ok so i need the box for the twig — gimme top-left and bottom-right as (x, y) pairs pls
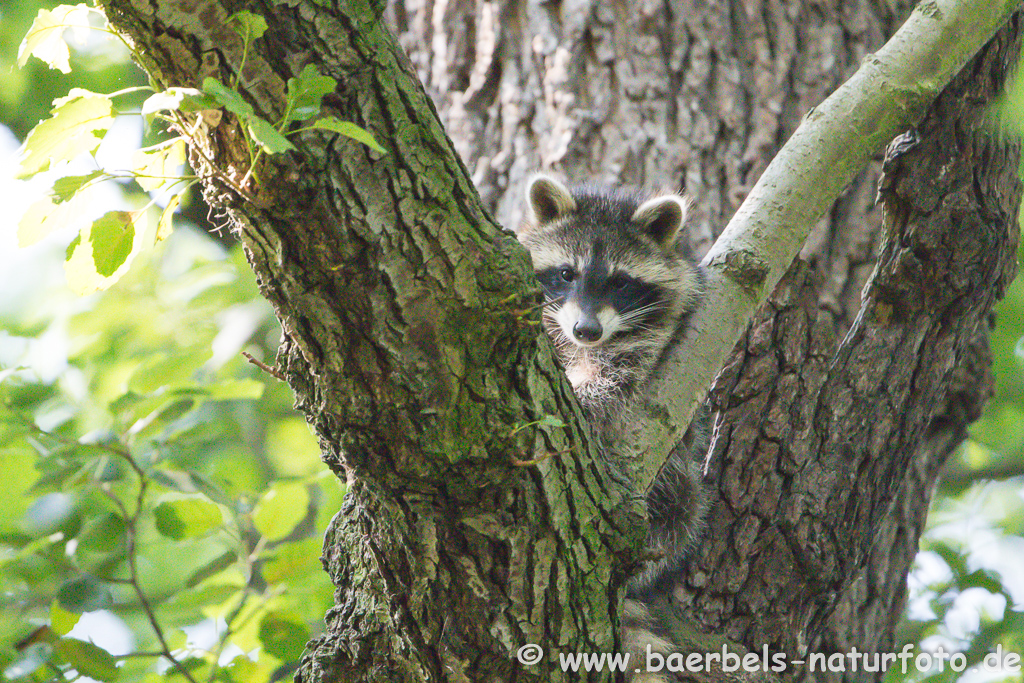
(242, 351), (286, 381)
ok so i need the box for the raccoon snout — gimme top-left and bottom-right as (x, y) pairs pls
(572, 316), (603, 343)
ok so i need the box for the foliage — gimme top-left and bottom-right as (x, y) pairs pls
(13, 3), (380, 296)
(1, 2), (1023, 683)
(0, 230), (340, 682)
(886, 245), (1024, 682)
(2, 5), (351, 681)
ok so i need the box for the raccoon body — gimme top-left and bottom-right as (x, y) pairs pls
(517, 175), (712, 681)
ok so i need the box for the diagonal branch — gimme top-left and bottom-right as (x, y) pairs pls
(622, 0), (1022, 487)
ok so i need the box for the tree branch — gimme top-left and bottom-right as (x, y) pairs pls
(623, 0), (1022, 488)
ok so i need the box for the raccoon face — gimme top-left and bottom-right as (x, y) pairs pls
(534, 253), (665, 347)
(516, 175), (699, 352)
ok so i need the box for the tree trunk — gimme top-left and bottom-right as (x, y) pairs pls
(98, 0), (1021, 681)
(388, 0), (1023, 678)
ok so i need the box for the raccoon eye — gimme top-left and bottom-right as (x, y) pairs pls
(558, 266), (576, 282)
(608, 274), (629, 291)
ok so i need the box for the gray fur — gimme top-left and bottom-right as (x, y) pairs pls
(518, 175), (712, 681)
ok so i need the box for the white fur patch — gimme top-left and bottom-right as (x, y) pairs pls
(556, 302), (621, 348)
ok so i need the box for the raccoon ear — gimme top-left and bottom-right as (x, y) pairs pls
(525, 174), (577, 226)
(631, 194), (689, 247)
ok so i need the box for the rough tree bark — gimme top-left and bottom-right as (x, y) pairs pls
(97, 0), (1021, 681)
(392, 0), (1023, 679)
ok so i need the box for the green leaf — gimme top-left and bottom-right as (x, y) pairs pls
(53, 170), (104, 201)
(149, 470), (232, 506)
(227, 10), (269, 41)
(56, 574), (112, 613)
(65, 210), (145, 294)
(203, 77), (254, 119)
(66, 233), (81, 260)
(538, 415), (566, 429)
(308, 117), (384, 153)
(253, 482), (309, 541)
(249, 116), (296, 154)
(76, 512), (126, 553)
(287, 64), (336, 122)
(17, 5), (93, 74)
(158, 581), (241, 623)
(132, 138), (186, 192)
(127, 351), (206, 394)
(141, 87), (214, 114)
(16, 89), (114, 178)
(149, 469), (198, 493)
(154, 497), (223, 540)
(50, 600), (81, 636)
(89, 211), (137, 277)
(53, 637), (119, 681)
(258, 612), (309, 661)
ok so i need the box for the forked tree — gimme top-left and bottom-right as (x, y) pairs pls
(96, 0), (1022, 681)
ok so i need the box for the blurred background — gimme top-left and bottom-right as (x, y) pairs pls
(1, 1), (1023, 682)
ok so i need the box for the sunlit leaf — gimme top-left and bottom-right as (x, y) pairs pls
(249, 116), (296, 154)
(53, 170), (104, 201)
(287, 64), (336, 122)
(65, 210), (147, 295)
(157, 581), (241, 624)
(149, 469), (199, 493)
(141, 87), (214, 114)
(308, 117), (384, 153)
(16, 89), (114, 178)
(17, 5), (93, 74)
(262, 538), (321, 583)
(185, 471), (233, 506)
(253, 482), (309, 541)
(157, 193), (181, 241)
(132, 138), (187, 192)
(128, 351), (206, 394)
(16, 186), (94, 248)
(266, 418), (322, 477)
(50, 600), (81, 636)
(56, 574), (112, 613)
(154, 497), (223, 540)
(149, 470), (232, 506)
(183, 550), (237, 588)
(53, 637), (119, 681)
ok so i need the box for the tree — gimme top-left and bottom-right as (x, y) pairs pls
(7, 0), (1023, 682)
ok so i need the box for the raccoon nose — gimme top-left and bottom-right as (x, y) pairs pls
(573, 318), (603, 343)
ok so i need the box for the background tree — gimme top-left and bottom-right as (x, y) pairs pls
(1, 1), (1023, 683)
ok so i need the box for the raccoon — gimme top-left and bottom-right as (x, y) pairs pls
(516, 175), (703, 432)
(516, 174), (712, 680)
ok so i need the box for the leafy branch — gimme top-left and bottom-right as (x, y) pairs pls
(14, 4), (381, 297)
